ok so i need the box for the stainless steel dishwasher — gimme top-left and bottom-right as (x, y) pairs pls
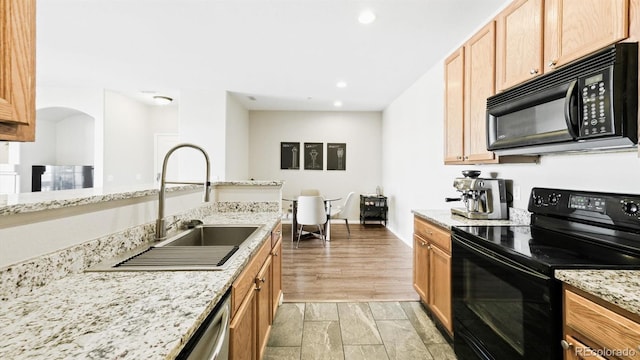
(177, 290), (230, 360)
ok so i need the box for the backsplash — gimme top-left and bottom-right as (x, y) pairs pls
(0, 201), (279, 301)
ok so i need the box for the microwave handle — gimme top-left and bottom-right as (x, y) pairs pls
(564, 80), (579, 139)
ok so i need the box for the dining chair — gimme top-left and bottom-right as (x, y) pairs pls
(330, 191), (356, 238)
(300, 189), (320, 196)
(295, 195), (327, 248)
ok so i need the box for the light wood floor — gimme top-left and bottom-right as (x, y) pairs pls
(281, 222), (420, 302)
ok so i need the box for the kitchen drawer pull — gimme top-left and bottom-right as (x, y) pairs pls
(548, 60), (557, 67)
(530, 68), (539, 75)
(560, 339), (572, 350)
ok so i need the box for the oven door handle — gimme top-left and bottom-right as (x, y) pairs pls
(454, 236), (551, 281)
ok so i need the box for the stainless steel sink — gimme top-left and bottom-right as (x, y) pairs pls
(87, 224), (261, 271)
(156, 225), (260, 247)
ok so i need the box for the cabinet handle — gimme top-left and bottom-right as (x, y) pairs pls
(273, 251), (279, 257)
(428, 245), (432, 250)
(457, 156), (462, 160)
(529, 68), (539, 75)
(548, 60), (557, 67)
(560, 340), (573, 350)
(463, 156), (468, 160)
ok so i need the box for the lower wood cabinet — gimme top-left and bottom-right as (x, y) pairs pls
(563, 285), (640, 360)
(412, 216), (452, 336)
(229, 221), (282, 360)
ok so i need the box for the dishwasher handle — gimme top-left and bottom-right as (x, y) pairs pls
(206, 301), (230, 360)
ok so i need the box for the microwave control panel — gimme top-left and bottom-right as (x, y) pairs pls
(578, 69), (613, 138)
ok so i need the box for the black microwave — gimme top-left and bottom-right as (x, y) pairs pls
(487, 43), (638, 155)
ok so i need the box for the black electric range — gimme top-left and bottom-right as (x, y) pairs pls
(451, 187), (640, 360)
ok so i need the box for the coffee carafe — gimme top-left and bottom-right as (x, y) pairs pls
(445, 171), (508, 220)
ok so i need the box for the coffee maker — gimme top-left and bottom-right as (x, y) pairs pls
(446, 170), (508, 220)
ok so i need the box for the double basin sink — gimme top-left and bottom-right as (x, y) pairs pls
(88, 224), (261, 271)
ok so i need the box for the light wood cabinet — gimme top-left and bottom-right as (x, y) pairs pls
(412, 216), (452, 336)
(230, 221), (283, 360)
(0, 0), (36, 142)
(271, 237), (282, 320)
(496, 0), (629, 92)
(563, 285), (640, 360)
(444, 22), (537, 165)
(230, 285), (256, 360)
(496, 0), (544, 91)
(545, 0), (629, 72)
(444, 48), (466, 163)
(255, 255), (272, 360)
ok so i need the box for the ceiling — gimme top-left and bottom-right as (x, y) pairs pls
(36, 0), (509, 111)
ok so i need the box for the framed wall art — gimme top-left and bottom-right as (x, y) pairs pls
(304, 142), (323, 170)
(327, 143), (346, 170)
(280, 142), (300, 170)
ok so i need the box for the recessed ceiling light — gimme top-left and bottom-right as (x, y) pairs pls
(336, 81), (347, 88)
(333, 100), (343, 107)
(358, 10), (376, 24)
(152, 95), (173, 105)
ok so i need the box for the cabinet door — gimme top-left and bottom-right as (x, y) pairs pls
(230, 287), (256, 360)
(428, 244), (452, 334)
(271, 238), (282, 321)
(0, 0), (36, 141)
(444, 48), (465, 163)
(464, 21), (496, 162)
(544, 0), (629, 71)
(496, 0), (544, 91)
(412, 235), (429, 303)
(255, 255), (272, 360)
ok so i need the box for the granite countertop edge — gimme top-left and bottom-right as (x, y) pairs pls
(555, 269), (640, 317)
(0, 212), (281, 360)
(411, 208), (530, 229)
(0, 180), (284, 217)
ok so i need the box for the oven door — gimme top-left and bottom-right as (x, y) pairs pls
(452, 234), (561, 360)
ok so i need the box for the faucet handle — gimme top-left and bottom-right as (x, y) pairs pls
(183, 219), (203, 229)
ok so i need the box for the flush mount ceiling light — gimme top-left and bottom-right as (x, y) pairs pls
(358, 10), (376, 24)
(333, 100), (343, 107)
(152, 95), (173, 105)
(336, 80), (348, 88)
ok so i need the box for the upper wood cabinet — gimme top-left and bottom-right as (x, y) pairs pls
(496, 0), (544, 91)
(545, 0), (629, 72)
(0, 0), (36, 142)
(497, 0), (629, 92)
(464, 22), (497, 163)
(444, 48), (465, 163)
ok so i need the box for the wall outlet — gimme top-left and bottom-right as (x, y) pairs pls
(513, 185), (521, 201)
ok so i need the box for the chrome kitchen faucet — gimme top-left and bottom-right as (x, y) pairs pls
(155, 143), (211, 241)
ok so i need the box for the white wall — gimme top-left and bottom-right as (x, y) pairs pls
(56, 113), (95, 165)
(249, 111), (382, 220)
(179, 89), (228, 182)
(225, 94), (250, 180)
(382, 62), (640, 246)
(104, 91), (155, 187)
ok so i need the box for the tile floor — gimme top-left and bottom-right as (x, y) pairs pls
(264, 301), (456, 360)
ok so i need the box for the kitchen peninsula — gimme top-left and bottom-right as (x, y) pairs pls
(0, 181), (283, 359)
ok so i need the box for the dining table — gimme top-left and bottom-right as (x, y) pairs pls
(283, 195), (341, 243)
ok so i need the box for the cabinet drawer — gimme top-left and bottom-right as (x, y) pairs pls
(414, 217), (451, 252)
(564, 289), (640, 360)
(231, 238), (271, 317)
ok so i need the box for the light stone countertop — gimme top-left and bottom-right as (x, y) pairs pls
(411, 208), (530, 229)
(0, 180), (283, 216)
(0, 212), (281, 360)
(555, 269), (640, 317)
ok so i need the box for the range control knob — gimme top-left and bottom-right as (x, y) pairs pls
(534, 195), (545, 206)
(549, 194), (559, 205)
(622, 201), (639, 216)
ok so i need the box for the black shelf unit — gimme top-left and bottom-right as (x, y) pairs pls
(359, 195), (388, 226)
